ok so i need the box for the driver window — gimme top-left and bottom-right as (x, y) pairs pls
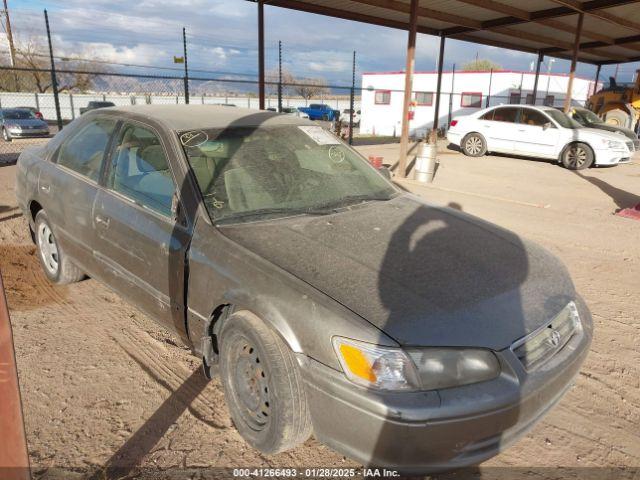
(106, 123), (175, 217)
(520, 109), (551, 127)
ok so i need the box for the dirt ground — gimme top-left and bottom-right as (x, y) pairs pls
(0, 142), (639, 479)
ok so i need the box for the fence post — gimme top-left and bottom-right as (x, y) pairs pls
(69, 93), (75, 119)
(44, 9), (63, 131)
(447, 63), (455, 127)
(278, 40), (283, 112)
(34, 92), (39, 111)
(182, 27), (189, 104)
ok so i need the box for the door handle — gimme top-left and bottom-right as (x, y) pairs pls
(40, 184), (50, 193)
(95, 214), (110, 228)
(517, 129), (526, 132)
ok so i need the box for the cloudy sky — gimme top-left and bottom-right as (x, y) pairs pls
(7, 0), (639, 87)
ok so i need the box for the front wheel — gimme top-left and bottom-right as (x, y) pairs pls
(2, 127), (11, 142)
(561, 142), (594, 170)
(462, 133), (487, 157)
(219, 311), (312, 454)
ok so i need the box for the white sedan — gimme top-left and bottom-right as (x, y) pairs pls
(447, 105), (633, 169)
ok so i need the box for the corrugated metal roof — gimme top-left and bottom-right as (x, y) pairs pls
(261, 0), (640, 65)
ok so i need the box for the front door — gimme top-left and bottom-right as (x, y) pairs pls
(514, 108), (561, 158)
(92, 121), (191, 338)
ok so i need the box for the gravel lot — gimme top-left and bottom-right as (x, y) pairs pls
(0, 141), (638, 479)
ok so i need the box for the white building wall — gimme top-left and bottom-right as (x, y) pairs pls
(360, 71), (597, 137)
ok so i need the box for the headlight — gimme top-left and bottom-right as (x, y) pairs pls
(6, 124), (20, 130)
(601, 138), (624, 149)
(406, 348), (500, 390)
(332, 337), (420, 391)
(333, 337), (500, 391)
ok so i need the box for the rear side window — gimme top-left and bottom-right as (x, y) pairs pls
(56, 118), (116, 181)
(106, 123), (175, 217)
(480, 109), (495, 121)
(492, 107), (519, 123)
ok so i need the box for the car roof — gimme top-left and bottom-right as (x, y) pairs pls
(95, 104), (315, 131)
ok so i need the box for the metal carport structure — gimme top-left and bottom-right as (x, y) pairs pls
(248, 0), (640, 177)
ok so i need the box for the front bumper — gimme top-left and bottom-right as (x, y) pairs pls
(300, 305), (592, 473)
(7, 128), (50, 138)
(594, 147), (631, 165)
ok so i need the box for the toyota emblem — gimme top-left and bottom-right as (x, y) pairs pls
(548, 329), (561, 347)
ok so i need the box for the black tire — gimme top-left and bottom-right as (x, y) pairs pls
(2, 127), (11, 142)
(322, 114), (329, 121)
(219, 311), (312, 454)
(561, 142), (594, 170)
(34, 210), (84, 284)
(462, 132), (487, 157)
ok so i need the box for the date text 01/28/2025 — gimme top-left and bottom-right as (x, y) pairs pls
(232, 468), (400, 477)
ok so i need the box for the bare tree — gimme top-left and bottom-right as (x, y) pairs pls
(265, 68), (295, 96)
(0, 33), (109, 92)
(461, 59), (502, 72)
(292, 77), (329, 101)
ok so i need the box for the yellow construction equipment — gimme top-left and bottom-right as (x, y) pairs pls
(586, 69), (640, 132)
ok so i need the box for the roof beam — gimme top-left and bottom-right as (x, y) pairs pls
(443, 0), (639, 34)
(542, 32), (640, 55)
(548, 0), (640, 32)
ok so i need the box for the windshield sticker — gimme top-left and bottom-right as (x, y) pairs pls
(328, 145), (346, 164)
(298, 126), (340, 145)
(180, 130), (208, 147)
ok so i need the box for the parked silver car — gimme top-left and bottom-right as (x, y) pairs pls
(1, 108), (50, 141)
(15, 105), (592, 472)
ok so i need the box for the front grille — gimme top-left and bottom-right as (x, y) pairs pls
(512, 303), (580, 371)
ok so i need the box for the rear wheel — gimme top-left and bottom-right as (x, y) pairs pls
(35, 210), (84, 284)
(462, 133), (487, 157)
(561, 142), (594, 170)
(604, 108), (629, 127)
(219, 311), (312, 454)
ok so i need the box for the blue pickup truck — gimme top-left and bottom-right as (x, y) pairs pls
(297, 104), (340, 121)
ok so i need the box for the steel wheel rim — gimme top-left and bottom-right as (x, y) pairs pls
(466, 136), (482, 155)
(566, 146), (587, 168)
(37, 223), (59, 275)
(230, 336), (271, 431)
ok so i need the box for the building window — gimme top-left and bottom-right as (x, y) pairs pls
(461, 92), (482, 108)
(375, 90), (391, 105)
(414, 91), (433, 106)
(526, 93), (535, 105)
(544, 95), (555, 106)
(509, 92), (521, 104)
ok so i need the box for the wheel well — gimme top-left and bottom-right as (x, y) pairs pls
(560, 141), (594, 161)
(29, 200), (43, 222)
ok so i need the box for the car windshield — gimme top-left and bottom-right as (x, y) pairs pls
(573, 108), (603, 125)
(180, 125), (397, 223)
(3, 109), (36, 120)
(545, 109), (582, 129)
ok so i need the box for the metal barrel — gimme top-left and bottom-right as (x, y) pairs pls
(414, 142), (438, 183)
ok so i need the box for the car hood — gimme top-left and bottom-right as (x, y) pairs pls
(220, 195), (576, 350)
(578, 127), (633, 144)
(585, 123), (637, 141)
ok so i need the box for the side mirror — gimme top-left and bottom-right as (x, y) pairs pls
(543, 122), (552, 130)
(379, 166), (392, 180)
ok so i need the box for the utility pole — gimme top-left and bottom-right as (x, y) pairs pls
(183, 27), (189, 104)
(2, 0), (16, 66)
(349, 50), (356, 146)
(2, 0), (18, 90)
(278, 40), (282, 112)
(44, 10), (62, 131)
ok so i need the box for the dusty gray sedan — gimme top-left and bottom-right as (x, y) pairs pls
(15, 105), (592, 472)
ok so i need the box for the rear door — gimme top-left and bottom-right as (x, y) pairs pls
(483, 107), (520, 153)
(514, 107), (561, 158)
(37, 117), (117, 274)
(92, 120), (192, 338)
